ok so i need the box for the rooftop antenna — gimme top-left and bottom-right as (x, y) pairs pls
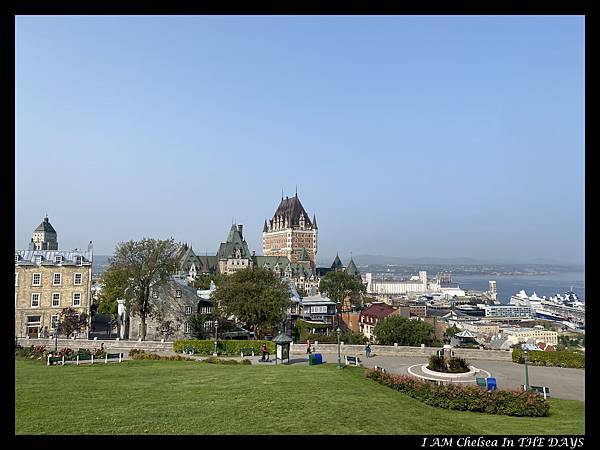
(295, 185), (298, 197)
(282, 188), (284, 200)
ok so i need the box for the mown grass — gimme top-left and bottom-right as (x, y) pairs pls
(15, 359), (584, 435)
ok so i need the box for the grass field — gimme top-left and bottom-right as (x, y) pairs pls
(15, 359), (585, 435)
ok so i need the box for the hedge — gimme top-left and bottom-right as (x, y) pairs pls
(173, 339), (275, 355)
(365, 369), (550, 417)
(129, 349), (193, 361)
(512, 348), (584, 368)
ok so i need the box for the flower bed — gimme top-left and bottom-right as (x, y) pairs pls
(129, 349), (193, 361)
(365, 369), (550, 417)
(427, 355), (470, 373)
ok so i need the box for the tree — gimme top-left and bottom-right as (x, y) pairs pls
(188, 312), (216, 339)
(319, 271), (366, 306)
(192, 273), (226, 290)
(96, 264), (130, 316)
(211, 267), (290, 338)
(103, 238), (179, 340)
(57, 308), (89, 338)
(373, 315), (440, 346)
(445, 325), (462, 337)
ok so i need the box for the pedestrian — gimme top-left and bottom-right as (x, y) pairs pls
(306, 339), (312, 354)
(261, 343), (269, 361)
(365, 343), (371, 358)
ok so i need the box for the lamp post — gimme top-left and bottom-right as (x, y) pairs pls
(523, 345), (530, 391)
(54, 327), (58, 353)
(336, 327), (342, 369)
(213, 320), (219, 356)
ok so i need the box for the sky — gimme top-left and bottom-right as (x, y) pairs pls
(15, 16), (585, 264)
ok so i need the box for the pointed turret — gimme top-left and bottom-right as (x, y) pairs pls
(331, 253), (344, 271)
(346, 257), (360, 278)
(312, 213), (318, 229)
(263, 219), (268, 233)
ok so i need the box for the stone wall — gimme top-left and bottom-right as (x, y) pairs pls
(16, 338), (513, 361)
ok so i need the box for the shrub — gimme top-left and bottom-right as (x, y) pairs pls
(92, 348), (107, 358)
(512, 348), (584, 368)
(173, 339), (275, 355)
(447, 357), (470, 373)
(427, 355), (470, 373)
(77, 348), (91, 357)
(200, 356), (251, 365)
(428, 355), (447, 372)
(365, 369), (549, 417)
(129, 349), (192, 361)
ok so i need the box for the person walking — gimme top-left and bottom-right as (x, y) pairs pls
(365, 343), (372, 358)
(306, 339), (312, 354)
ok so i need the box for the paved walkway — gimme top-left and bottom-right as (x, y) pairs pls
(113, 349), (584, 401)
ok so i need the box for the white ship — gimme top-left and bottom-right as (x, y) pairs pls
(509, 288), (585, 327)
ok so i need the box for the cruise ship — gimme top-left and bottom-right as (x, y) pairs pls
(509, 289), (585, 327)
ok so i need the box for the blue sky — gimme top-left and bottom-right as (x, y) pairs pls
(15, 16), (585, 264)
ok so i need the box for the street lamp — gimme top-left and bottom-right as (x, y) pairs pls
(523, 345), (530, 391)
(213, 320), (219, 356)
(336, 327), (342, 369)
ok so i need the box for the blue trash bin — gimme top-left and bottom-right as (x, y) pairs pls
(486, 377), (497, 391)
(314, 353), (323, 365)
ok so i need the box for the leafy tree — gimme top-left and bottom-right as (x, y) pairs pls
(96, 264), (130, 316)
(373, 315), (440, 346)
(341, 330), (368, 345)
(57, 308), (89, 338)
(188, 312), (216, 339)
(445, 325), (462, 337)
(319, 270), (366, 313)
(103, 238), (179, 340)
(211, 267), (290, 338)
(193, 273), (226, 290)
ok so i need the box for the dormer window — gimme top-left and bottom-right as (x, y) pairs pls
(55, 255), (63, 264)
(35, 255), (42, 265)
(176, 290), (182, 298)
(75, 256), (83, 265)
(15, 254), (21, 263)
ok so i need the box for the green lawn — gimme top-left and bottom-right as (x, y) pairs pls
(15, 359), (584, 435)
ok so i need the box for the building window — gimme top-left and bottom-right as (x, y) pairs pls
(184, 322), (191, 334)
(72, 293), (82, 307)
(51, 315), (59, 330)
(55, 255), (63, 264)
(31, 293), (40, 308)
(52, 293), (61, 307)
(53, 273), (62, 285)
(176, 290), (182, 298)
(32, 273), (41, 286)
(152, 290), (159, 299)
(75, 256), (82, 265)
(15, 254), (20, 263)
(185, 306), (192, 315)
(35, 255), (42, 265)
(74, 273), (82, 285)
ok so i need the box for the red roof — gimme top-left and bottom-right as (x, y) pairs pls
(361, 303), (398, 320)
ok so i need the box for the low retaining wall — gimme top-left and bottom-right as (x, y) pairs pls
(290, 343), (512, 361)
(16, 338), (512, 361)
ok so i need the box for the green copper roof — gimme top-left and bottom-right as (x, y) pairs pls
(298, 247), (310, 261)
(346, 258), (360, 277)
(331, 254), (343, 270)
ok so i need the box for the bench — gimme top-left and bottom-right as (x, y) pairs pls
(374, 365), (386, 374)
(105, 353), (123, 363)
(47, 355), (65, 366)
(345, 355), (362, 367)
(240, 348), (255, 357)
(525, 385), (550, 400)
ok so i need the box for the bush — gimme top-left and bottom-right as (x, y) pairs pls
(173, 339), (275, 355)
(428, 355), (447, 372)
(447, 357), (470, 373)
(77, 348), (92, 357)
(427, 355), (470, 373)
(201, 356), (252, 365)
(365, 369), (550, 417)
(129, 349), (191, 361)
(512, 348), (584, 368)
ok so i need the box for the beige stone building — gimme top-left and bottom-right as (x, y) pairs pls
(263, 193), (318, 263)
(15, 246), (93, 338)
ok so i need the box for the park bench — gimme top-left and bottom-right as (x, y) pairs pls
(344, 355), (362, 367)
(524, 385), (550, 400)
(47, 355), (65, 366)
(104, 353), (123, 363)
(76, 354), (93, 365)
(240, 348), (255, 357)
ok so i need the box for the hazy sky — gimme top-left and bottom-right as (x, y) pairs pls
(15, 16), (585, 264)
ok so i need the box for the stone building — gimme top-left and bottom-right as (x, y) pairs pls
(128, 277), (214, 341)
(30, 216), (59, 251)
(217, 224), (253, 274)
(263, 193), (318, 263)
(15, 245), (93, 338)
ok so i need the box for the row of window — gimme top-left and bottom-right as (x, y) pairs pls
(151, 290), (182, 299)
(29, 292), (82, 308)
(15, 272), (83, 287)
(16, 255), (84, 265)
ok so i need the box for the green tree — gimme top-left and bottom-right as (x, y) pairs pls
(211, 267), (290, 338)
(103, 238), (179, 340)
(192, 273), (226, 290)
(373, 315), (440, 346)
(96, 265), (130, 316)
(188, 312), (216, 339)
(445, 325), (462, 337)
(319, 270), (366, 310)
(57, 307), (89, 338)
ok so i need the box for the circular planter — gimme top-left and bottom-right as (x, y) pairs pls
(421, 364), (478, 378)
